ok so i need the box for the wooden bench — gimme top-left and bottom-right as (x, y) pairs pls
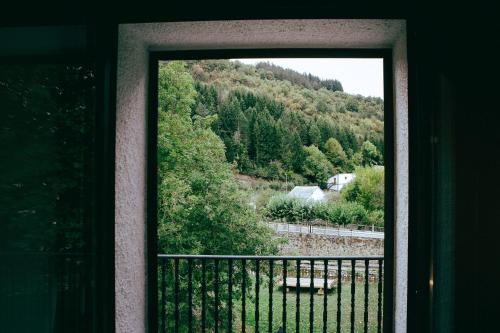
(278, 277), (335, 295)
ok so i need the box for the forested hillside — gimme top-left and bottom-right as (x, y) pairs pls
(157, 58), (386, 253)
(181, 59), (384, 188)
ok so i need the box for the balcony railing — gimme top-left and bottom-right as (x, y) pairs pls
(158, 254), (384, 333)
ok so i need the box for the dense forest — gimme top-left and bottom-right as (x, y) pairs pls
(184, 59), (384, 188)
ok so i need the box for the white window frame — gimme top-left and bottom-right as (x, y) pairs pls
(115, 19), (408, 333)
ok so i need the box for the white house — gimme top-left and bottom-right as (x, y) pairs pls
(287, 186), (326, 202)
(327, 173), (355, 191)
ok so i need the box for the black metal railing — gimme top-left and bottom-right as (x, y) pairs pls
(158, 254), (384, 333)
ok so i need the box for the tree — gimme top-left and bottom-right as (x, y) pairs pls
(214, 95), (243, 162)
(307, 121), (321, 146)
(268, 160), (286, 180)
(183, 59), (385, 180)
(316, 99), (333, 113)
(286, 131), (306, 173)
(158, 61), (197, 117)
(342, 166), (384, 213)
(345, 97), (360, 112)
(253, 110), (283, 165)
(338, 127), (358, 153)
(302, 145), (334, 188)
(324, 137), (347, 170)
(158, 60), (276, 254)
(360, 140), (382, 166)
(157, 61), (277, 330)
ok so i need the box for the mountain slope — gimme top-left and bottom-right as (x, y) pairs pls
(168, 59), (384, 186)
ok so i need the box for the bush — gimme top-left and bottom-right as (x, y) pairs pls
(265, 195), (369, 225)
(342, 166), (384, 212)
(368, 209), (384, 227)
(265, 195), (316, 222)
(302, 145), (334, 188)
(321, 202), (369, 225)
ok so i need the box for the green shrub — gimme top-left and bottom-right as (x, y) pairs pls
(265, 196), (369, 225)
(342, 166), (384, 212)
(322, 202), (369, 225)
(368, 209), (384, 227)
(265, 195), (316, 222)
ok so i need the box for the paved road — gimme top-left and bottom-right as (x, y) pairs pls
(270, 222), (385, 239)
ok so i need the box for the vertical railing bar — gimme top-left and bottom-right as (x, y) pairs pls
(364, 259), (369, 333)
(269, 260), (274, 333)
(201, 259), (206, 333)
(214, 259), (219, 333)
(283, 259), (287, 333)
(157, 255), (382, 333)
(323, 259), (328, 333)
(296, 259), (301, 333)
(309, 259), (314, 333)
(174, 258), (180, 333)
(350, 259), (356, 333)
(242, 259), (247, 333)
(188, 259), (193, 333)
(377, 259), (383, 333)
(161, 259), (167, 333)
(255, 259), (260, 333)
(337, 259), (342, 333)
(228, 259), (233, 333)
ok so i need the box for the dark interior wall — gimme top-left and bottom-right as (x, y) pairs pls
(1, 1), (499, 332)
(408, 11), (500, 333)
(0, 23), (117, 333)
(451, 24), (500, 333)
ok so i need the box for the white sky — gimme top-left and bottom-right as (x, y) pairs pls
(233, 58), (384, 98)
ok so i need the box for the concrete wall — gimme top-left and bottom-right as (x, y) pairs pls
(116, 19), (407, 333)
(393, 30), (409, 333)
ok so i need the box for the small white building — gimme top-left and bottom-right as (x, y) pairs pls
(287, 186), (326, 202)
(327, 173), (355, 191)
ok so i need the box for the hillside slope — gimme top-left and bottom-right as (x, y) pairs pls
(170, 59), (384, 187)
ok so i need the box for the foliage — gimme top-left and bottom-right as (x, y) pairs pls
(255, 61), (344, 92)
(342, 166), (384, 213)
(302, 145), (334, 188)
(158, 60), (197, 116)
(265, 195), (369, 225)
(360, 140), (383, 166)
(324, 137), (348, 171)
(157, 61), (278, 330)
(183, 59), (384, 181)
(368, 209), (385, 227)
(158, 60), (277, 255)
(316, 201), (369, 225)
(307, 121), (321, 146)
(265, 195), (317, 222)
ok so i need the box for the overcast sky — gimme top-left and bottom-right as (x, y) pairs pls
(233, 58), (384, 98)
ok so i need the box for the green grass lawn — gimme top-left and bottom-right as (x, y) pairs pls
(160, 270), (383, 333)
(233, 280), (382, 333)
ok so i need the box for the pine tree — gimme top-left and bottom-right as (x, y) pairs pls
(289, 131), (306, 172)
(307, 121), (321, 146)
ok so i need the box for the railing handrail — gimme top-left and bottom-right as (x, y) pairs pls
(158, 254), (384, 260)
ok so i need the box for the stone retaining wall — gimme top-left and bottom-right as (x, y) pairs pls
(277, 232), (384, 257)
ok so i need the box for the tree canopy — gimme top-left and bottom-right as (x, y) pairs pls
(302, 145), (335, 188)
(183, 59), (384, 182)
(157, 61), (277, 255)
